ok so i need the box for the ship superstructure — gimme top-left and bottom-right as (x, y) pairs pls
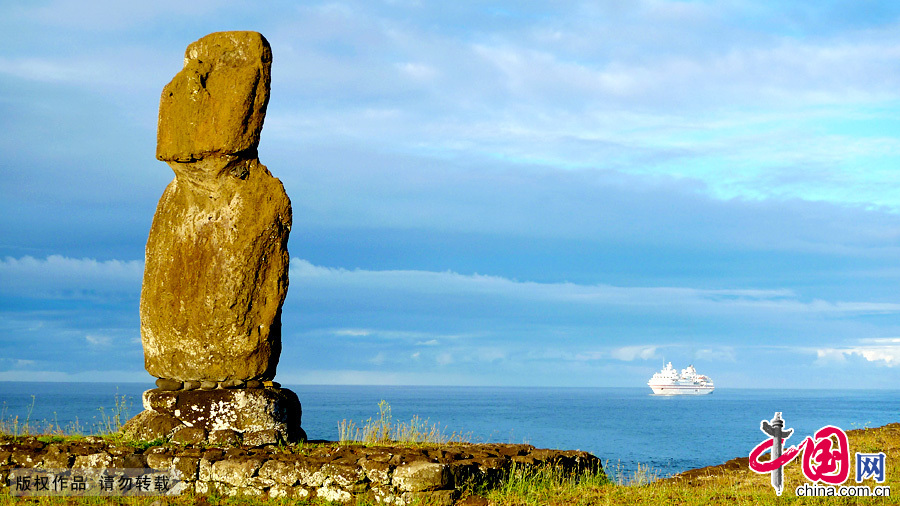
(648, 362), (714, 395)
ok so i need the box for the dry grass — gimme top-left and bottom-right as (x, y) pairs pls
(337, 400), (470, 445)
(1, 392), (132, 440)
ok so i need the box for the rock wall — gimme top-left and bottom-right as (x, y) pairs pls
(0, 437), (603, 504)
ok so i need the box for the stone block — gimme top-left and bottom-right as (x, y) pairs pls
(243, 428), (281, 447)
(210, 457), (263, 486)
(317, 484), (352, 503)
(173, 456), (200, 481)
(73, 452), (113, 469)
(258, 459), (301, 486)
(361, 459), (392, 484)
(297, 460), (327, 487)
(122, 410), (181, 441)
(393, 461), (451, 492)
(208, 429), (241, 446)
(171, 426), (207, 445)
(125, 387), (303, 444)
(322, 462), (365, 488)
(145, 453), (174, 471)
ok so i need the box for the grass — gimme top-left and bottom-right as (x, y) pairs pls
(337, 400), (470, 445)
(482, 421), (900, 505)
(1, 390), (132, 441)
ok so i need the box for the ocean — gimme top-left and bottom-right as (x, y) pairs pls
(0, 382), (896, 478)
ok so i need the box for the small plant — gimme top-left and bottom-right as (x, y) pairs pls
(486, 461), (609, 504)
(626, 463), (660, 486)
(128, 437), (168, 451)
(97, 390), (131, 435)
(338, 400), (470, 446)
(1, 392), (130, 440)
(0, 396), (36, 438)
(36, 435), (66, 444)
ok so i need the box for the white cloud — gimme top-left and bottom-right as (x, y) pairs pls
(436, 352), (454, 365)
(21, 0), (229, 31)
(0, 256), (142, 300)
(0, 369), (149, 382)
(815, 338), (900, 367)
(0, 358), (36, 369)
(322, 326), (470, 341)
(396, 62), (438, 81)
(332, 328), (372, 337)
(694, 347), (737, 362)
(610, 346), (658, 361)
(573, 351), (605, 361)
(473, 348), (506, 363)
(84, 334), (111, 346)
(289, 258), (900, 316)
(274, 369), (482, 386)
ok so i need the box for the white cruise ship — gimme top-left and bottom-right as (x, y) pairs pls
(647, 362), (714, 395)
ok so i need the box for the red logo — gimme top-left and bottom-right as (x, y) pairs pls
(750, 412), (852, 495)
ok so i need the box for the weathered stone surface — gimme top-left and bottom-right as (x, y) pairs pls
(209, 429), (241, 446)
(317, 484), (353, 503)
(1, 436), (607, 502)
(41, 445), (73, 469)
(156, 378), (183, 390)
(361, 459), (392, 485)
(122, 410), (181, 441)
(156, 31), (272, 162)
(141, 30), (291, 383)
(73, 452), (113, 469)
(270, 483), (308, 499)
(393, 461), (451, 492)
(322, 462), (365, 489)
(124, 387), (304, 445)
(145, 452), (174, 471)
(171, 426), (208, 445)
(258, 459), (301, 486)
(173, 456), (201, 481)
(243, 429), (282, 447)
(140, 157), (291, 382)
(142, 388), (301, 441)
(210, 457), (263, 486)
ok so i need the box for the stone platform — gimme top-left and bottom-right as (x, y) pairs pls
(122, 388), (305, 446)
(0, 437), (603, 504)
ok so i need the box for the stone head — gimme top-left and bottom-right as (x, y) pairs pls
(156, 31), (272, 163)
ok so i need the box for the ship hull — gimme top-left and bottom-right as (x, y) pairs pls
(649, 384), (714, 395)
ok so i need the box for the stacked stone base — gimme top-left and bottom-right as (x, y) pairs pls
(122, 388), (305, 446)
(0, 437), (603, 505)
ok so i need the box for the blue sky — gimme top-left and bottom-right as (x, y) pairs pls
(1, 0), (899, 389)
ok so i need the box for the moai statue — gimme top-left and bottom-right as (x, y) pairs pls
(124, 32), (304, 445)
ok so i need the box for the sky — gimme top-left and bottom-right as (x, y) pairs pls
(1, 0), (899, 389)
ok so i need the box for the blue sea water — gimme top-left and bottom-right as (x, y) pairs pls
(0, 382), (896, 478)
